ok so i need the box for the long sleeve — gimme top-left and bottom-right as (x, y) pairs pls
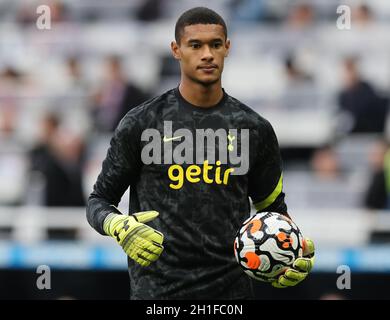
(86, 111), (142, 235)
(248, 119), (288, 214)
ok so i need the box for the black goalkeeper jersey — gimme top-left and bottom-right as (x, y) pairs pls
(87, 87), (287, 299)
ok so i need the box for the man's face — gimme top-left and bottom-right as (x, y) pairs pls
(171, 24), (230, 86)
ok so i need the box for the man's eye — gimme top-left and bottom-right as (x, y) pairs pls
(213, 43), (222, 48)
(191, 43), (201, 49)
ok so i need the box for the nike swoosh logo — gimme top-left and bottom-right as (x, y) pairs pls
(163, 135), (183, 142)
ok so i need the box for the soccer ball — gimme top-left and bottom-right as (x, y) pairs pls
(234, 212), (304, 282)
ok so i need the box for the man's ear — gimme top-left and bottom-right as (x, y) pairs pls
(171, 41), (181, 60)
(225, 39), (231, 58)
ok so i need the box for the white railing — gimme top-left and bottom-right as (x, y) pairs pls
(1, 206), (390, 271)
(0, 207), (103, 243)
(0, 206), (389, 246)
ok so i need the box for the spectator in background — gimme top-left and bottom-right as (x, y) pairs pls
(0, 66), (30, 101)
(28, 112), (86, 207)
(281, 144), (360, 210)
(353, 4), (374, 26)
(135, 0), (164, 22)
(285, 2), (314, 30)
(302, 145), (356, 209)
(280, 54), (316, 110)
(0, 67), (24, 95)
(64, 56), (88, 94)
(0, 102), (18, 141)
(364, 139), (389, 210)
(311, 145), (340, 180)
(91, 56), (150, 132)
(338, 57), (388, 134)
(284, 55), (312, 84)
(0, 67), (25, 141)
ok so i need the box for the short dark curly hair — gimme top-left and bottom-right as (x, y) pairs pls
(175, 7), (228, 44)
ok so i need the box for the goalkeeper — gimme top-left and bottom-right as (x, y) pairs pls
(86, 7), (315, 299)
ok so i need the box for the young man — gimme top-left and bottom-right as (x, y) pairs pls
(87, 7), (315, 299)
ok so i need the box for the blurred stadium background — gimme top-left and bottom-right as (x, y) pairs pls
(1, 0), (390, 299)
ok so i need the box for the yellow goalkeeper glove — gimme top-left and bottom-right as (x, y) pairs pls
(272, 238), (315, 288)
(103, 210), (164, 267)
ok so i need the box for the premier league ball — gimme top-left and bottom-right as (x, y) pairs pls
(234, 212), (304, 282)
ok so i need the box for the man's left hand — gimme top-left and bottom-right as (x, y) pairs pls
(272, 238), (315, 288)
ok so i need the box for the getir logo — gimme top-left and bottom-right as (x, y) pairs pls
(167, 160), (234, 189)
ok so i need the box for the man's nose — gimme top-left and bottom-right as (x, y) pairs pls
(201, 45), (214, 61)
